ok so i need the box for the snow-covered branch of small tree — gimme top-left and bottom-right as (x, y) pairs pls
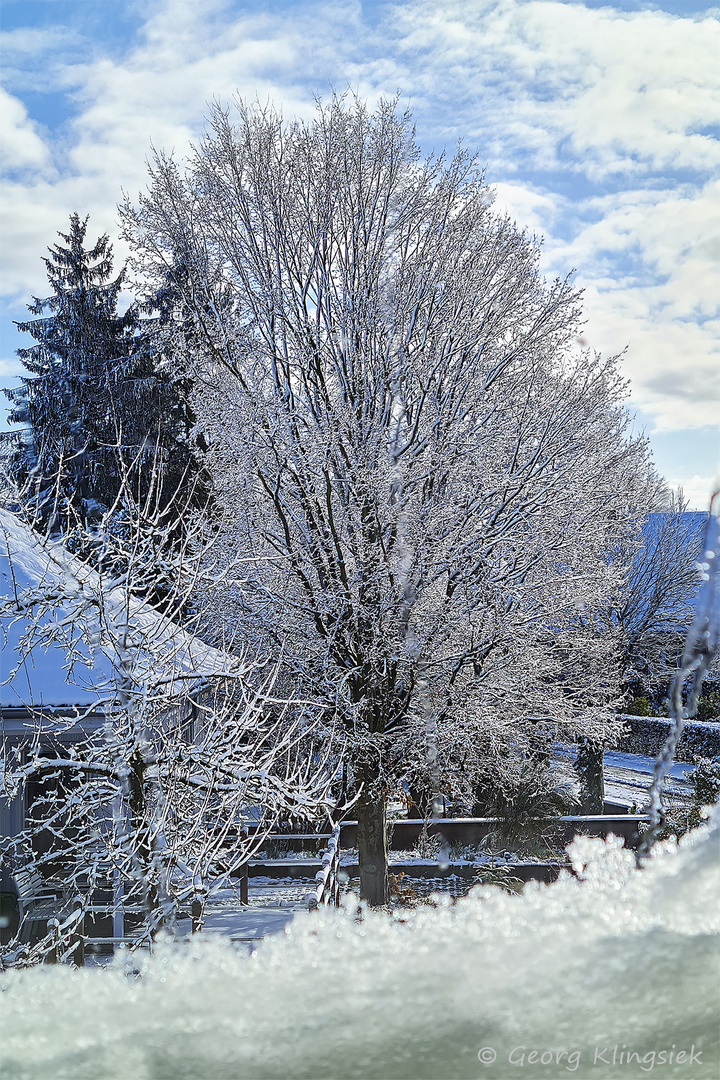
(1, 460), (339, 962)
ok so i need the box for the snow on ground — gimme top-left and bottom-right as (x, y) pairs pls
(554, 746), (694, 807)
(4, 817), (718, 1080)
(174, 881), (313, 949)
(604, 750), (695, 780)
(603, 750), (693, 807)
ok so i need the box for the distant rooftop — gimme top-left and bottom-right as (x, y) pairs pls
(0, 510), (235, 711)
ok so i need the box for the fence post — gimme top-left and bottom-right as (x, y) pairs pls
(191, 898), (203, 933)
(310, 822), (341, 910)
(112, 867), (124, 953)
(46, 918), (60, 964)
(72, 898), (85, 967)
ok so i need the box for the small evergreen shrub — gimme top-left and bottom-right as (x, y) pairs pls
(695, 689), (720, 722)
(625, 696), (655, 716)
(688, 756), (720, 809)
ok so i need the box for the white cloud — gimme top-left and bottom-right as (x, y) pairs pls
(535, 180), (720, 430)
(0, 25), (77, 56)
(0, 89), (53, 173)
(490, 182), (558, 237)
(376, 0), (720, 433)
(0, 358), (24, 379)
(388, 0), (720, 178)
(0, 0), (372, 300)
(0, 0), (717, 452)
(577, 283), (719, 431)
(665, 473), (719, 512)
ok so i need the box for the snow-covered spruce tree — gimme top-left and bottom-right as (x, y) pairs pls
(0, 466), (336, 964)
(3, 213), (204, 540)
(121, 94), (654, 904)
(133, 255), (216, 519)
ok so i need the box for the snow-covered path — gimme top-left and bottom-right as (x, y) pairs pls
(603, 749), (693, 805)
(557, 745), (695, 806)
(604, 750), (694, 780)
(176, 880), (312, 948)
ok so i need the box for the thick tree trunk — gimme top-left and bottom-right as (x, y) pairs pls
(357, 793), (389, 906)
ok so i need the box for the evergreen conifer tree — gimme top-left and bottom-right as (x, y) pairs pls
(3, 213), (206, 540)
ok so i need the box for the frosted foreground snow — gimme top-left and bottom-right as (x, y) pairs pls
(1, 820), (718, 1080)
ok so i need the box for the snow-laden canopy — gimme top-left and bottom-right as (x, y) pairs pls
(0, 509), (236, 710)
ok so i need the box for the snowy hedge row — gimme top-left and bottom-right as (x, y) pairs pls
(616, 714), (720, 762)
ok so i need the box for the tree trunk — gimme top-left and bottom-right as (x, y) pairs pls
(576, 738), (604, 814)
(357, 793), (389, 906)
(128, 750), (160, 928)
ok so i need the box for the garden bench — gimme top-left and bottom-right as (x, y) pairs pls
(13, 867), (67, 944)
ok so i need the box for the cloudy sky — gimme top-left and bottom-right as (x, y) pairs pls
(1, 0), (718, 507)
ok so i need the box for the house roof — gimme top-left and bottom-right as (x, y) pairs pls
(0, 509), (237, 710)
(639, 510), (707, 623)
(642, 511), (707, 545)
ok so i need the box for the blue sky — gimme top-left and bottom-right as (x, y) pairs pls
(1, 0), (718, 507)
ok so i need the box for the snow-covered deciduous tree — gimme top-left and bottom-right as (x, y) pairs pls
(121, 94), (654, 904)
(610, 490), (706, 694)
(0, 463), (337, 964)
(2, 213), (204, 539)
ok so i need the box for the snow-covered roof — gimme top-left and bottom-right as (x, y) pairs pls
(643, 511), (706, 546)
(0, 510), (236, 710)
(639, 510), (707, 627)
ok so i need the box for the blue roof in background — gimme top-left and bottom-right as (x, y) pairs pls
(642, 511), (707, 541)
(633, 510), (708, 626)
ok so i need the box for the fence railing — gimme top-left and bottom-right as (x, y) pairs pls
(310, 822), (341, 909)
